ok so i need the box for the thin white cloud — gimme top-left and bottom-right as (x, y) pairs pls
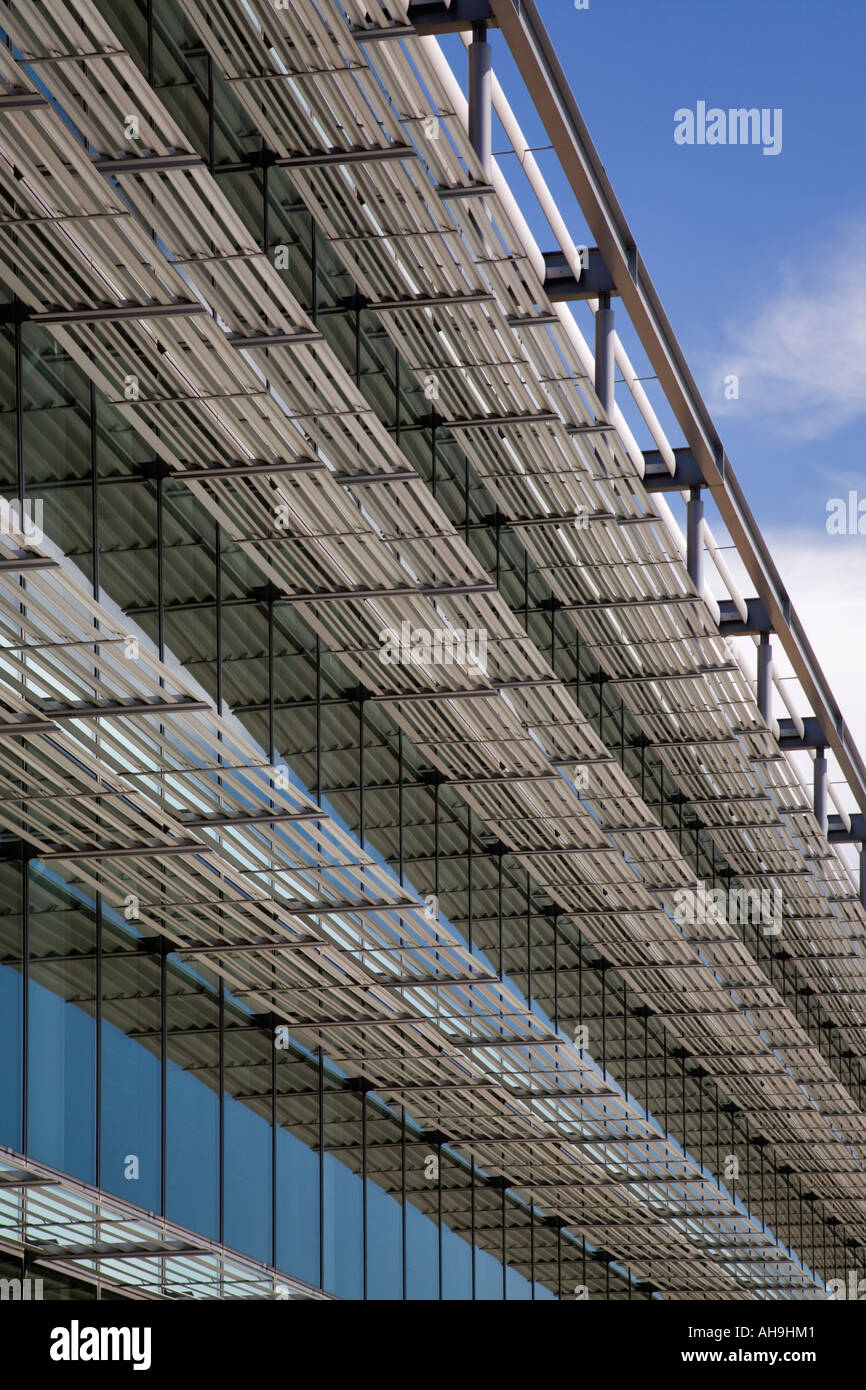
(710, 221), (866, 437)
(766, 530), (866, 753)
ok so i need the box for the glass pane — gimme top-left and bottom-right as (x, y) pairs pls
(275, 1042), (320, 1288)
(100, 910), (162, 1211)
(322, 1084), (363, 1299)
(0, 856), (23, 1149)
(27, 865), (97, 1182)
(165, 958), (219, 1238)
(224, 1015), (273, 1264)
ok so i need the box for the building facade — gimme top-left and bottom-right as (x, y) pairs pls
(0, 0), (863, 1300)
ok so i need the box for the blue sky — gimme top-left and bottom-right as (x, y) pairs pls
(443, 0), (866, 746)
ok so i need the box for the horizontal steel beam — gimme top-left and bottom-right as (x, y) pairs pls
(280, 581), (498, 602)
(372, 973), (499, 988)
(348, 23), (416, 41)
(281, 899), (420, 916)
(0, 92), (48, 109)
(506, 311), (560, 327)
(162, 897), (420, 918)
(776, 716), (828, 751)
(543, 248), (616, 301)
(407, 0), (496, 33)
(373, 677), (557, 703)
(0, 556), (58, 571)
(717, 597), (773, 635)
(369, 290), (495, 312)
(179, 809), (322, 829)
(446, 410), (558, 429)
(641, 447), (705, 493)
(437, 182), (496, 199)
(95, 152), (204, 174)
(227, 329), (324, 348)
(333, 469), (418, 486)
(507, 511), (599, 529)
(447, 771), (559, 785)
(0, 1172), (54, 1187)
(176, 458), (324, 481)
(36, 1241), (209, 1261)
(178, 939), (321, 955)
(32, 301), (206, 324)
(0, 720), (57, 736)
(611, 665), (736, 684)
(827, 814), (866, 844)
(40, 841), (204, 860)
(43, 698), (209, 720)
(275, 144), (417, 168)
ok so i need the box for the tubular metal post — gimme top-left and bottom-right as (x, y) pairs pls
(757, 632), (773, 724)
(468, 23), (492, 178)
(860, 845), (866, 910)
(594, 292), (615, 417)
(686, 486), (704, 592)
(814, 748), (828, 833)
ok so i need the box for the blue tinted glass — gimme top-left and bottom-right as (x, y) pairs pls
(535, 1281), (558, 1300)
(275, 1045), (320, 1287)
(166, 1054), (219, 1238)
(405, 1200), (438, 1299)
(101, 1020), (161, 1208)
(276, 1126), (319, 1287)
(323, 1153), (363, 1298)
(366, 1180), (402, 1300)
(165, 964), (219, 1238)
(0, 860), (22, 1150)
(365, 1110), (402, 1300)
(442, 1223), (473, 1300)
(506, 1263), (533, 1299)
(27, 868), (96, 1182)
(224, 1023), (272, 1263)
(441, 1156), (472, 1299)
(403, 1140), (439, 1299)
(323, 1087), (363, 1299)
(100, 946), (161, 1210)
(28, 977), (96, 1181)
(475, 1244), (504, 1301)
